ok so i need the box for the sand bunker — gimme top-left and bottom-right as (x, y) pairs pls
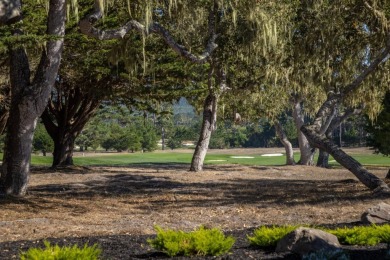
(261, 153), (283, 157)
(230, 156), (255, 159)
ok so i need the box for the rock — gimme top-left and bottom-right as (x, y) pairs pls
(362, 202), (390, 224)
(275, 227), (341, 256)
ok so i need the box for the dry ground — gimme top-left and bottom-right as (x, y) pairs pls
(1, 148), (390, 259)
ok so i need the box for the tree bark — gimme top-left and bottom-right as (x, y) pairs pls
(316, 106), (363, 168)
(292, 99), (314, 165)
(0, 85), (10, 134)
(190, 94), (217, 172)
(41, 81), (101, 168)
(302, 125), (389, 192)
(1, 0), (66, 196)
(316, 150), (330, 168)
(51, 134), (75, 167)
(161, 126), (165, 150)
(274, 121), (295, 165)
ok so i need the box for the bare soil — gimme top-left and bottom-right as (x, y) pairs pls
(1, 148), (390, 259)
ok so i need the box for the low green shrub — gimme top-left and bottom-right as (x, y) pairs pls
(327, 225), (384, 246)
(19, 241), (101, 260)
(248, 224), (390, 248)
(147, 225), (235, 257)
(376, 224), (390, 245)
(247, 225), (297, 247)
(302, 249), (350, 260)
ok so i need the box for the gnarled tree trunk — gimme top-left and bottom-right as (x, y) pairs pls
(274, 121), (295, 165)
(292, 99), (314, 165)
(1, 0), (66, 196)
(190, 94), (217, 172)
(302, 125), (389, 192)
(41, 81), (100, 168)
(52, 134), (76, 166)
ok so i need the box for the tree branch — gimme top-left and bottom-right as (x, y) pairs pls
(79, 1), (217, 64)
(342, 35), (390, 95)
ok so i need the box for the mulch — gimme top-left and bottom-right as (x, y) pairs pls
(0, 227), (388, 259)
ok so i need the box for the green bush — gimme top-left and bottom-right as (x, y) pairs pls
(147, 225), (235, 257)
(248, 224), (390, 247)
(20, 241), (101, 260)
(327, 225), (383, 246)
(247, 225), (297, 247)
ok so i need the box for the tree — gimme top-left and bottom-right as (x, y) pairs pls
(141, 122), (158, 152)
(274, 121), (295, 165)
(79, 0), (295, 172)
(41, 76), (103, 167)
(367, 91), (390, 156)
(299, 1), (390, 192)
(0, 0), (66, 196)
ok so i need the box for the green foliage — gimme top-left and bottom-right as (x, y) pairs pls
(247, 225), (297, 247)
(302, 249), (350, 260)
(19, 241), (101, 260)
(141, 123), (158, 152)
(248, 225), (390, 248)
(33, 124), (54, 156)
(327, 225), (390, 246)
(148, 225), (235, 257)
(367, 91), (390, 156)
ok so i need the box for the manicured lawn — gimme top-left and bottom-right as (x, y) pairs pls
(329, 154), (390, 167)
(22, 150), (390, 167)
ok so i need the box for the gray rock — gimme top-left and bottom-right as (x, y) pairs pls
(362, 202), (390, 224)
(276, 227), (341, 256)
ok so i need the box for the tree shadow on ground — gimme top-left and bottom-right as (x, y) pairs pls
(31, 163), (248, 174)
(9, 164), (380, 212)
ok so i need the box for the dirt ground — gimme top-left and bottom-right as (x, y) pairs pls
(1, 148), (390, 259)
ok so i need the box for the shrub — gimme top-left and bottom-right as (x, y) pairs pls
(147, 225), (235, 257)
(248, 224), (390, 249)
(20, 241), (101, 260)
(302, 249), (350, 260)
(327, 225), (383, 246)
(247, 225), (297, 247)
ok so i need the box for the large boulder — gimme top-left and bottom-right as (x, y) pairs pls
(276, 227), (341, 256)
(361, 202), (390, 224)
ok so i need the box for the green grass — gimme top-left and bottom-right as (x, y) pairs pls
(328, 154), (390, 167)
(0, 150), (388, 167)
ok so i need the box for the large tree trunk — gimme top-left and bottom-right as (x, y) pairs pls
(302, 125), (389, 193)
(190, 94), (217, 172)
(292, 100), (314, 165)
(41, 79), (101, 168)
(1, 47), (35, 195)
(274, 121), (295, 165)
(316, 106), (363, 168)
(51, 133), (76, 167)
(1, 0), (66, 196)
(316, 150), (330, 168)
